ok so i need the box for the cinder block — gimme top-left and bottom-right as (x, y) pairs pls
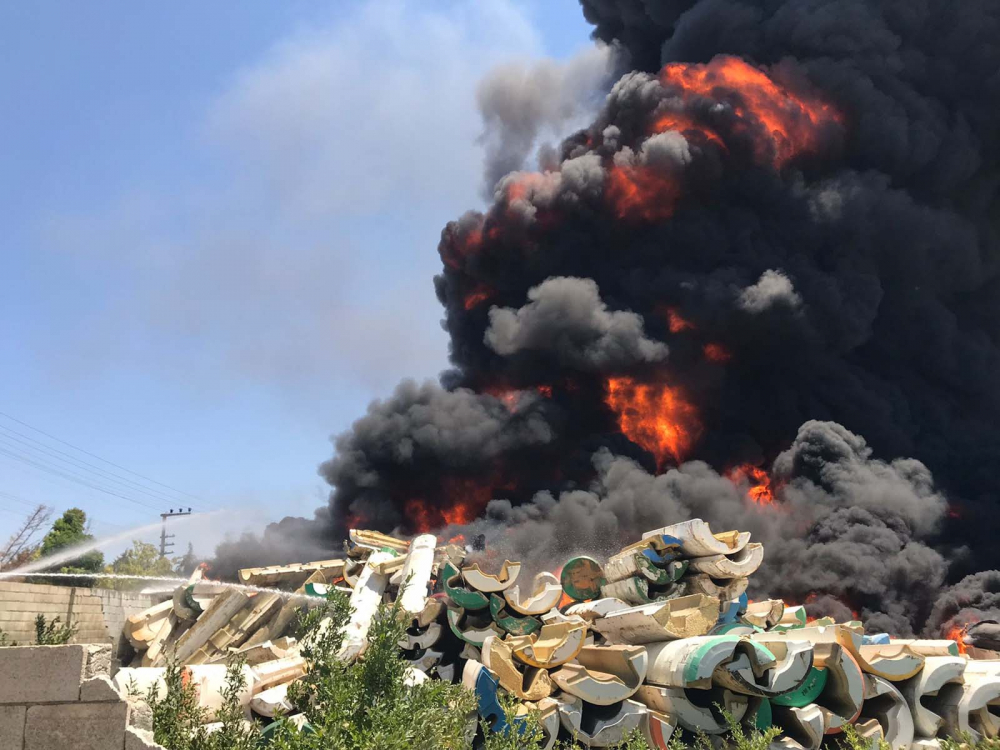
(80, 676), (123, 702)
(125, 726), (166, 750)
(0, 705), (26, 750)
(0, 645), (87, 704)
(85, 645), (113, 678)
(24, 702), (128, 750)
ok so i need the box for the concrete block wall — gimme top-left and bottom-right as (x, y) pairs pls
(0, 644), (164, 750)
(0, 581), (158, 646)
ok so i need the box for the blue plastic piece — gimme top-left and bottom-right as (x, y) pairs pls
(716, 593), (750, 626)
(717, 601), (740, 625)
(641, 534), (683, 564)
(474, 667), (527, 737)
(862, 633), (891, 645)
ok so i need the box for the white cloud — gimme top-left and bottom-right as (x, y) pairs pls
(37, 0), (548, 398)
(206, 0), (543, 219)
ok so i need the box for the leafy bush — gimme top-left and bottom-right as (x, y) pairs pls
(34, 614), (78, 645)
(0, 626), (16, 647)
(147, 656), (258, 750)
(835, 722), (891, 750)
(0, 614), (76, 647)
(269, 589), (475, 750)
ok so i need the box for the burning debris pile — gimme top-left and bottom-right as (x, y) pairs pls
(121, 519), (1000, 748)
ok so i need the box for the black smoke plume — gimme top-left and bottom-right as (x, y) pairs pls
(215, 1), (999, 636)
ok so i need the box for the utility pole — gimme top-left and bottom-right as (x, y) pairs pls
(159, 508), (192, 558)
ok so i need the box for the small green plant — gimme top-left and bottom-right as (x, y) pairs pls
(836, 721), (891, 750)
(147, 654), (259, 750)
(0, 626), (17, 647)
(34, 614), (77, 645)
(148, 656), (209, 750)
(203, 658), (259, 750)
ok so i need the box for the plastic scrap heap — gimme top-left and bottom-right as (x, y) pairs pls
(117, 520), (1000, 749)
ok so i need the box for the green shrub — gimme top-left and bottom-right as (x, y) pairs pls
(0, 626), (16, 647)
(148, 656), (258, 750)
(835, 722), (890, 750)
(34, 614), (77, 645)
(273, 589), (475, 750)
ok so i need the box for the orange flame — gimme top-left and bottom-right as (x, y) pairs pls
(441, 218), (484, 270)
(703, 343), (732, 363)
(947, 625), (969, 656)
(404, 476), (493, 533)
(652, 112), (725, 150)
(659, 56), (842, 168)
(729, 463), (776, 505)
(463, 284), (494, 310)
(665, 307), (696, 334)
(484, 384), (553, 412)
(605, 376), (702, 468)
(606, 164), (680, 222)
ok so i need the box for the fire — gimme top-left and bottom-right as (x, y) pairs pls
(728, 463), (776, 505)
(505, 172), (548, 203)
(463, 284), (494, 310)
(605, 376), (702, 468)
(484, 384), (553, 412)
(703, 342), (732, 363)
(665, 307), (695, 334)
(404, 476), (493, 533)
(652, 111), (725, 150)
(659, 56), (842, 168)
(606, 163), (679, 222)
(945, 615), (979, 656)
(947, 625), (969, 656)
(440, 217), (484, 270)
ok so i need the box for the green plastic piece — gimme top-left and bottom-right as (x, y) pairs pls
(489, 594), (541, 636)
(446, 606), (502, 645)
(770, 606), (808, 632)
(442, 562), (489, 611)
(560, 556), (604, 601)
(682, 637), (774, 686)
(184, 585), (203, 615)
(753, 698), (773, 730)
(616, 576), (657, 604)
(304, 582), (328, 598)
(633, 556), (674, 586)
(772, 667), (829, 707)
(662, 559), (689, 582)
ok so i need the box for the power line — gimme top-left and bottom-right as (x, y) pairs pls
(0, 445), (161, 511)
(0, 427), (185, 505)
(0, 455), (135, 509)
(0, 410), (206, 507)
(0, 490), (129, 532)
(0, 490), (40, 509)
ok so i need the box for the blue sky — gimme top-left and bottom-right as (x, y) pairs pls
(0, 1), (597, 562)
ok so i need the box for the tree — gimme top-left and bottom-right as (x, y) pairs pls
(0, 504), (52, 572)
(104, 540), (174, 589)
(38, 507), (104, 575)
(172, 543), (199, 577)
